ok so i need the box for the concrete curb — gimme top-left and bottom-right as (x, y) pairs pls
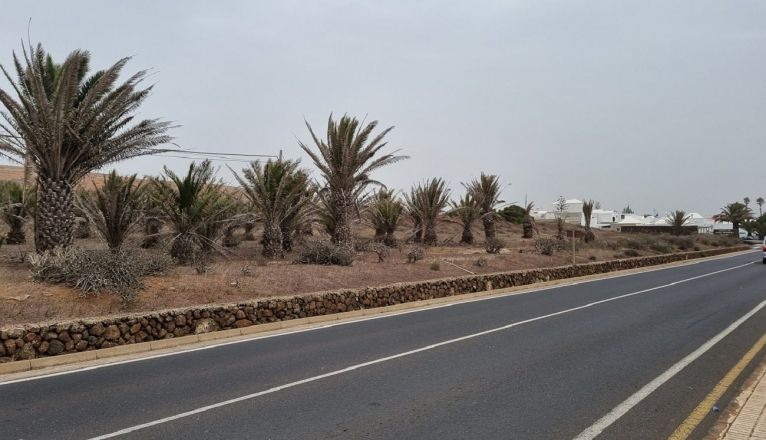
(0, 248), (755, 377)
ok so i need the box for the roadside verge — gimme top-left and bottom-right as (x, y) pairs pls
(0, 246), (751, 376)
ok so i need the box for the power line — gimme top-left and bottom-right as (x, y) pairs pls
(156, 148), (279, 158)
(158, 154), (253, 163)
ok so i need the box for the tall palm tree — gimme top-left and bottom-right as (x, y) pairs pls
(713, 202), (753, 238)
(77, 171), (143, 250)
(757, 197), (764, 216)
(234, 158), (311, 258)
(0, 181), (34, 244)
(151, 161), (231, 263)
(368, 188), (404, 246)
(744, 197), (751, 207)
(299, 114), (407, 247)
(665, 210), (691, 236)
(522, 201), (536, 239)
(450, 194), (480, 244)
(465, 173), (504, 241)
(406, 178), (450, 245)
(582, 199), (596, 242)
(0, 44), (172, 252)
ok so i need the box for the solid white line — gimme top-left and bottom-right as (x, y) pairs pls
(0, 255), (755, 387)
(573, 297), (766, 440)
(86, 261), (755, 439)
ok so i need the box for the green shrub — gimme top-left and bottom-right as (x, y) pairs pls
(28, 248), (172, 298)
(429, 260), (441, 271)
(475, 257), (487, 267)
(624, 249), (640, 257)
(485, 237), (505, 254)
(295, 240), (354, 266)
(649, 241), (673, 254)
(534, 238), (558, 256)
(666, 236), (694, 251)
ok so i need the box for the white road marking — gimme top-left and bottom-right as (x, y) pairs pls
(85, 261), (757, 439)
(0, 254), (755, 387)
(573, 297), (766, 440)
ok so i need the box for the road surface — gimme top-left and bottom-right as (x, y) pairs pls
(2, 251), (765, 440)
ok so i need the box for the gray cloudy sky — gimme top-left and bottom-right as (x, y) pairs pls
(1, 1), (764, 215)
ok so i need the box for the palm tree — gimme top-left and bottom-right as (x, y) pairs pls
(713, 202), (753, 238)
(757, 197), (764, 216)
(522, 201), (536, 239)
(77, 171), (143, 250)
(0, 181), (34, 244)
(582, 199), (596, 242)
(368, 189), (404, 246)
(151, 161), (231, 263)
(450, 194), (480, 244)
(744, 197), (751, 207)
(665, 210), (691, 236)
(465, 173), (504, 241)
(0, 44), (172, 252)
(406, 178), (450, 245)
(234, 158), (311, 258)
(299, 114), (407, 247)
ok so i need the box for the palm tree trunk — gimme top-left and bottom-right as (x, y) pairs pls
(482, 214), (496, 241)
(243, 222), (256, 241)
(331, 197), (354, 247)
(733, 222), (740, 238)
(522, 218), (534, 239)
(7, 222), (25, 244)
(34, 178), (75, 252)
(141, 217), (162, 248)
(384, 230), (396, 247)
(460, 222), (473, 244)
(171, 233), (196, 264)
(413, 218), (423, 243)
(423, 221), (438, 245)
(262, 220), (284, 259)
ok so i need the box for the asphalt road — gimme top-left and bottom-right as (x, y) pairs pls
(2, 251), (765, 440)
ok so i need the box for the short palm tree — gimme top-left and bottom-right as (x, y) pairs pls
(234, 158), (311, 258)
(151, 161), (232, 263)
(368, 188), (404, 246)
(665, 210), (691, 236)
(406, 178), (450, 245)
(0, 44), (172, 252)
(522, 201), (536, 239)
(465, 173), (504, 241)
(757, 197), (764, 216)
(0, 181), (34, 244)
(450, 194), (480, 244)
(582, 199), (595, 242)
(77, 171), (143, 250)
(713, 202), (753, 238)
(299, 114), (407, 247)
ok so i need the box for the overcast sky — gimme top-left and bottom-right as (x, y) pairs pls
(1, 1), (764, 215)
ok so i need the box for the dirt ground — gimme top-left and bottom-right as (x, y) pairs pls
(0, 219), (740, 327)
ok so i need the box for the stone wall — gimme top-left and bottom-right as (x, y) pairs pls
(0, 246), (746, 362)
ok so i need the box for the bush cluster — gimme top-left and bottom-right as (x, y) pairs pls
(295, 240), (355, 266)
(28, 248), (172, 300)
(407, 246), (425, 263)
(485, 238), (505, 254)
(534, 238), (561, 256)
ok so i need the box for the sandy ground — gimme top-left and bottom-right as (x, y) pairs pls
(0, 219), (739, 327)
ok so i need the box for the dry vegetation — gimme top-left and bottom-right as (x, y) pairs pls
(0, 218), (739, 327)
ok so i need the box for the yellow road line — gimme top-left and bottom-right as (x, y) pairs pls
(668, 333), (766, 440)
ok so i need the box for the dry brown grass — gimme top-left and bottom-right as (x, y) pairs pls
(0, 217), (739, 327)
